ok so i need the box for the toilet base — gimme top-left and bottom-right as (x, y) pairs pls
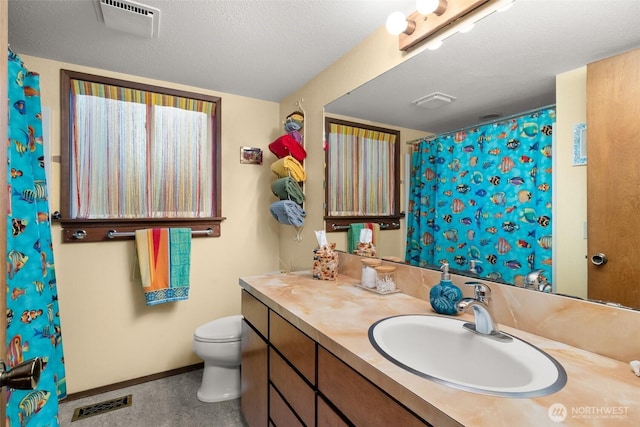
(197, 364), (240, 403)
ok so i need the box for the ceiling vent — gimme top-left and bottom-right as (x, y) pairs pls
(411, 92), (456, 109)
(97, 0), (161, 38)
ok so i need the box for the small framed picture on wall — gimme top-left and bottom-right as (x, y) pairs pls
(240, 147), (263, 165)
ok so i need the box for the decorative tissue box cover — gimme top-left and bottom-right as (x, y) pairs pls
(353, 242), (376, 258)
(312, 244), (339, 280)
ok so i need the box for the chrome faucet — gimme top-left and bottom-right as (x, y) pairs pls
(524, 269), (552, 292)
(456, 282), (512, 342)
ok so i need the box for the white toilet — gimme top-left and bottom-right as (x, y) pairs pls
(193, 314), (243, 402)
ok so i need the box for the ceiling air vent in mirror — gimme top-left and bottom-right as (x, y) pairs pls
(411, 92), (456, 110)
(98, 0), (161, 38)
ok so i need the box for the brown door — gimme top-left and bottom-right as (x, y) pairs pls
(2, 0), (9, 421)
(587, 47), (640, 308)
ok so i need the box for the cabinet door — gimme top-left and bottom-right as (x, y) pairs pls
(241, 319), (268, 427)
(318, 347), (428, 427)
(242, 290), (269, 338)
(317, 395), (349, 427)
(270, 348), (316, 427)
(270, 385), (304, 427)
(269, 311), (316, 384)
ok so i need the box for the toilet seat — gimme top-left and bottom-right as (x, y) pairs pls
(194, 314), (243, 343)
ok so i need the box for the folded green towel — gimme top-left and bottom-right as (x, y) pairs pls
(347, 223), (365, 254)
(271, 177), (305, 204)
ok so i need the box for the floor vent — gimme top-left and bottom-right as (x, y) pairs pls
(71, 394), (133, 422)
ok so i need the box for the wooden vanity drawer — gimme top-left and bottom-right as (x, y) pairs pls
(317, 395), (349, 427)
(241, 319), (268, 427)
(242, 290), (269, 338)
(269, 311), (316, 384)
(269, 384), (304, 427)
(318, 347), (428, 427)
(270, 348), (315, 427)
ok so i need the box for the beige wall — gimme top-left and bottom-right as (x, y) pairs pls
(554, 67), (588, 298)
(16, 17), (593, 394)
(18, 55), (282, 393)
(18, 23), (425, 395)
(278, 28), (428, 270)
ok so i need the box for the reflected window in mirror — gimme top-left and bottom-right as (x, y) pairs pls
(59, 70), (223, 242)
(324, 117), (401, 232)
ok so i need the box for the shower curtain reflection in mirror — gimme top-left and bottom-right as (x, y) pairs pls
(406, 107), (555, 287)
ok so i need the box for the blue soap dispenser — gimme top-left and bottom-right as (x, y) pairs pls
(429, 262), (463, 315)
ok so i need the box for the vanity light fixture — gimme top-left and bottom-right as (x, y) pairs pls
(412, 92), (456, 109)
(386, 11), (416, 35)
(416, 0), (448, 16)
(386, 0), (449, 36)
(388, 0), (516, 51)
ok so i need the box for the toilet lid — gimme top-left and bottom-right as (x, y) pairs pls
(194, 314), (243, 343)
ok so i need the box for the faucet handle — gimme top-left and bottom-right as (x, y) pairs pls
(465, 281), (491, 301)
(524, 269), (544, 286)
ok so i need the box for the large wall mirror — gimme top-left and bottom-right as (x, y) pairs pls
(324, 1), (640, 309)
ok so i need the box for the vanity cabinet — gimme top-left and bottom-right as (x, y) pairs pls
(241, 290), (269, 427)
(318, 347), (429, 427)
(317, 395), (349, 427)
(241, 289), (430, 426)
(270, 384), (304, 427)
(268, 307), (317, 426)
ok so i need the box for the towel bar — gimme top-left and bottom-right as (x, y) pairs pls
(330, 222), (399, 231)
(106, 228), (214, 239)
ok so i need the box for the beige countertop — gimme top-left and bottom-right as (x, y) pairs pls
(239, 270), (640, 427)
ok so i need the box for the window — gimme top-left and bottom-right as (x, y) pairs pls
(59, 70), (223, 242)
(324, 117), (401, 232)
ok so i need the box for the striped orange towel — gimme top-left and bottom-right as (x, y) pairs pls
(135, 228), (191, 306)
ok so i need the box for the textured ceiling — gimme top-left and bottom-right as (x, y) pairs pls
(9, 1), (640, 135)
(8, 0), (414, 102)
(326, 0), (640, 133)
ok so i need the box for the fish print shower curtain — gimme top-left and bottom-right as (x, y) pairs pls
(406, 107), (555, 286)
(7, 49), (66, 425)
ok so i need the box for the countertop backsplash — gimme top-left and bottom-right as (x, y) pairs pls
(338, 252), (640, 364)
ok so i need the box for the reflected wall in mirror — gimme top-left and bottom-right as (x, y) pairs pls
(324, 0), (640, 309)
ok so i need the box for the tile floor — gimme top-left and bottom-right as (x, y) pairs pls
(58, 369), (247, 427)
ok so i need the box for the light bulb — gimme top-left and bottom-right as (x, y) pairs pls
(426, 39), (443, 50)
(458, 22), (475, 33)
(416, 0), (440, 15)
(386, 11), (409, 35)
(497, 0), (515, 12)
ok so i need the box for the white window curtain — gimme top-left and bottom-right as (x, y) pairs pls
(327, 123), (396, 216)
(71, 96), (213, 218)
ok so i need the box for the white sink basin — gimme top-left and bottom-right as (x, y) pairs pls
(369, 315), (566, 397)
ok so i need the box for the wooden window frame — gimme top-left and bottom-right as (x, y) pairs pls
(58, 69), (224, 243)
(324, 117), (402, 232)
